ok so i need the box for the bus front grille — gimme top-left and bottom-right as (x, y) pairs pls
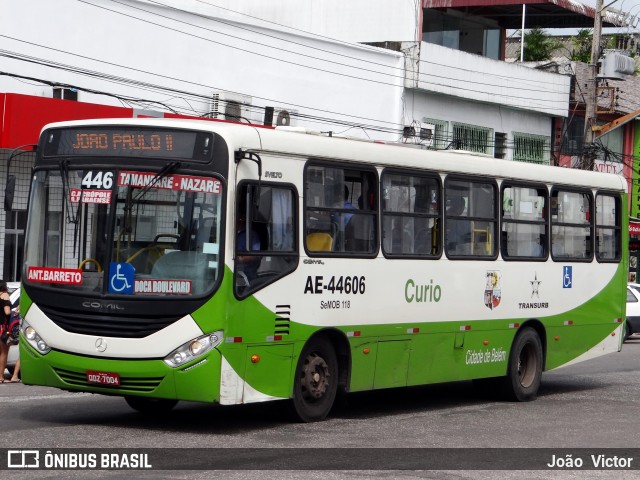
(54, 367), (164, 392)
(40, 306), (180, 338)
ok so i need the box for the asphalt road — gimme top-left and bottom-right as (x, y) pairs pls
(2, 336), (640, 479)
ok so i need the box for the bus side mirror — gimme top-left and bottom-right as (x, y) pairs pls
(4, 175), (15, 212)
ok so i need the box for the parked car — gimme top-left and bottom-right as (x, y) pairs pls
(4, 283), (20, 378)
(625, 283), (640, 342)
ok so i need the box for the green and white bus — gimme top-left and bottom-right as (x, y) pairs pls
(16, 118), (627, 421)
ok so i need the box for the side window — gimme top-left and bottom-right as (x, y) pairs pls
(381, 170), (441, 257)
(551, 189), (593, 261)
(595, 193), (621, 262)
(501, 184), (548, 260)
(235, 183), (298, 298)
(304, 164), (378, 256)
(444, 177), (497, 259)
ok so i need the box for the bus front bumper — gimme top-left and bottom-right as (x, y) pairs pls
(19, 341), (222, 403)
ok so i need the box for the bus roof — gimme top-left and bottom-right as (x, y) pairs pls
(40, 118), (627, 193)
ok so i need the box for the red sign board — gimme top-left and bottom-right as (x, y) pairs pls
(0, 93), (134, 149)
(630, 223), (640, 236)
(26, 267), (83, 285)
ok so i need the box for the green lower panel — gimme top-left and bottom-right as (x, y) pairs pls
(374, 340), (410, 389)
(545, 324), (618, 370)
(20, 341), (222, 403)
(244, 343), (295, 398)
(349, 340), (377, 391)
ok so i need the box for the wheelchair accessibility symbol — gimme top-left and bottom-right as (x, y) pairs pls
(108, 262), (135, 294)
(563, 266), (572, 289)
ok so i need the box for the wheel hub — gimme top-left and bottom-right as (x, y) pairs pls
(301, 354), (330, 400)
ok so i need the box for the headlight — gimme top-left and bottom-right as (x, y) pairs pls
(163, 331), (223, 368)
(22, 320), (51, 354)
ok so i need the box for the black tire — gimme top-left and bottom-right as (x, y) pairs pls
(290, 337), (338, 422)
(624, 322), (631, 342)
(500, 327), (543, 402)
(125, 396), (178, 414)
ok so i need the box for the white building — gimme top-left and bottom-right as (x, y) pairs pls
(2, 0), (579, 158)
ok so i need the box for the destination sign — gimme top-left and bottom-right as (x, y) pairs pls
(43, 127), (214, 161)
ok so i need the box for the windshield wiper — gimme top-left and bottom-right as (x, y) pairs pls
(133, 161), (181, 202)
(58, 159), (79, 224)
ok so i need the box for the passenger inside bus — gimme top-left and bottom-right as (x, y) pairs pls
(236, 212), (262, 282)
(445, 195), (471, 254)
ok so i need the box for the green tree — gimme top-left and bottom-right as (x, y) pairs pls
(517, 27), (563, 62)
(570, 29), (592, 63)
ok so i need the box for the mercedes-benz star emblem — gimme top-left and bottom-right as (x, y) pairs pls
(95, 338), (107, 352)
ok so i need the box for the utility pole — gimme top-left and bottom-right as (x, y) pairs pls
(582, 0), (604, 169)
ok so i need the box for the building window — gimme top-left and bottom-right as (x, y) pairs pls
(3, 211), (27, 281)
(422, 118), (448, 149)
(451, 123), (493, 155)
(513, 132), (550, 164)
(494, 132), (506, 159)
(560, 117), (584, 156)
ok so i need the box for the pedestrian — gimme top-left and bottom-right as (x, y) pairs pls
(0, 280), (11, 383)
(8, 359), (20, 383)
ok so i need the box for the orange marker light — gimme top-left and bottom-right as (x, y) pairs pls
(483, 340), (489, 346)
(554, 336), (560, 341)
(363, 348), (370, 355)
(251, 354), (260, 364)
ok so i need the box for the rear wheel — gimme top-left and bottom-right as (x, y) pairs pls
(500, 327), (543, 401)
(125, 396), (178, 414)
(290, 337), (338, 422)
(624, 322), (631, 342)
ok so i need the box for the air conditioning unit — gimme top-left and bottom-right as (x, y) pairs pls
(209, 92), (253, 123)
(273, 108), (297, 127)
(420, 123), (435, 147)
(598, 51), (636, 80)
(403, 122), (434, 147)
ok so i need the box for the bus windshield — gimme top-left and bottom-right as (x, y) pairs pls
(24, 167), (223, 297)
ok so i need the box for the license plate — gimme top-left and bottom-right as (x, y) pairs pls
(86, 370), (121, 387)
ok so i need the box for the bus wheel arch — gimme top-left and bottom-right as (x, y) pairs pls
(290, 330), (349, 422)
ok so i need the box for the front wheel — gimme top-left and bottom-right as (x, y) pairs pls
(125, 396), (178, 414)
(290, 337), (338, 422)
(501, 327), (543, 402)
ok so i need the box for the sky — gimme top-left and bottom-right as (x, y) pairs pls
(553, 0), (640, 35)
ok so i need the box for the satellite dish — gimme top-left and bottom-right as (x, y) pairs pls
(276, 110), (291, 126)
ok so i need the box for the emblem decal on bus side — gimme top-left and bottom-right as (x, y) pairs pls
(519, 272), (549, 309)
(484, 271), (501, 310)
